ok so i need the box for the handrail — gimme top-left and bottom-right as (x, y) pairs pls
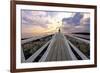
(25, 40), (51, 62)
(67, 40), (88, 60)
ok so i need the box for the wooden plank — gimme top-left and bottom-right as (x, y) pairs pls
(45, 42), (56, 61)
(39, 34), (56, 62)
(50, 42), (58, 61)
(56, 36), (63, 61)
(45, 34), (57, 61)
(63, 34), (77, 60)
(21, 47), (26, 62)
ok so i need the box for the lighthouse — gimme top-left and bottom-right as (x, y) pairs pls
(58, 28), (61, 33)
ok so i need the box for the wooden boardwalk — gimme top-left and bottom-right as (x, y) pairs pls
(45, 33), (73, 61)
(22, 32), (89, 62)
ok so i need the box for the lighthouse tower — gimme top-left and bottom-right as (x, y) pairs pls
(58, 28), (61, 33)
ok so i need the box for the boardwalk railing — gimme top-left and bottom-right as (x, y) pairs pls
(67, 34), (90, 44)
(67, 40), (88, 60)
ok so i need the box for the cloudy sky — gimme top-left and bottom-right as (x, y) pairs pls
(21, 10), (90, 38)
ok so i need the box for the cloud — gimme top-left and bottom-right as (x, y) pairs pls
(62, 12), (90, 33)
(21, 10), (90, 38)
(62, 12), (83, 26)
(21, 10), (51, 28)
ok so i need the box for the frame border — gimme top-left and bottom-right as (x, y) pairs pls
(10, 1), (97, 72)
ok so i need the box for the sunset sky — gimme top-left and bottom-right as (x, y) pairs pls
(21, 10), (90, 38)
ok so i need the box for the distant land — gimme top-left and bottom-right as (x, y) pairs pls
(71, 32), (90, 35)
